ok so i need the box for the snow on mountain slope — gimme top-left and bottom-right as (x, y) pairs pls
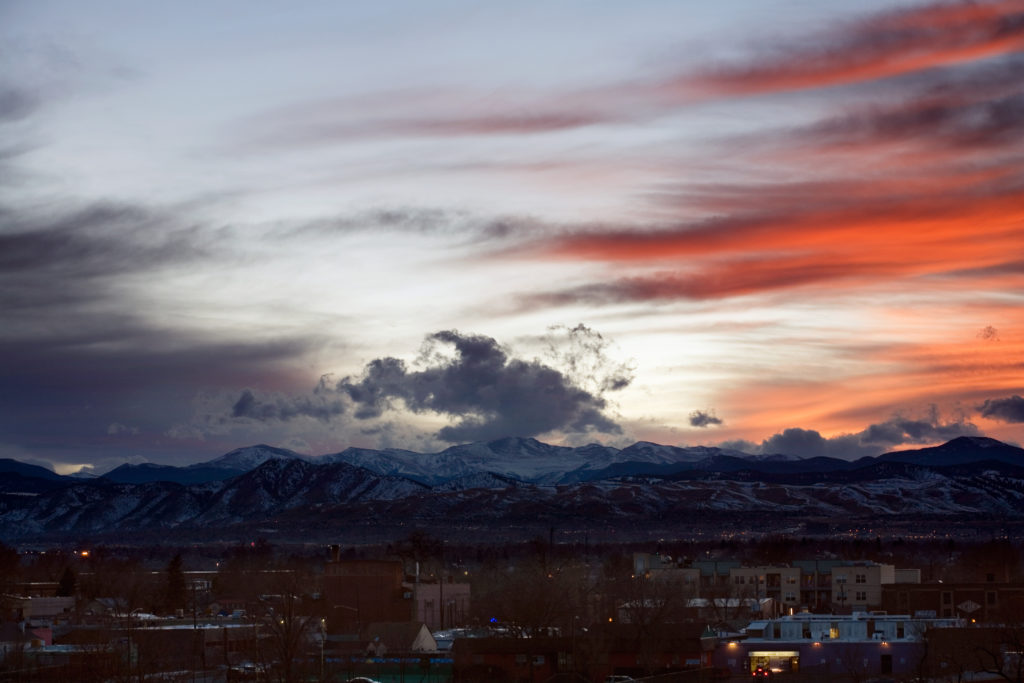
(319, 437), (759, 484)
(195, 444), (307, 472)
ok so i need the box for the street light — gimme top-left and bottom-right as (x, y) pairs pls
(320, 618), (326, 681)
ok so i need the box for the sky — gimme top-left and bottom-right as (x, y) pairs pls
(2, 0), (1023, 475)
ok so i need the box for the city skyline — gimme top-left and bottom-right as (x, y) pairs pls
(2, 0), (1022, 474)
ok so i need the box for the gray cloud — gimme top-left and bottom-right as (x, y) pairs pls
(859, 409), (980, 445)
(0, 201), (211, 318)
(749, 409), (980, 459)
(0, 86), (38, 123)
(978, 395), (1024, 423)
(338, 330), (622, 443)
(231, 388), (345, 422)
(689, 409), (723, 428)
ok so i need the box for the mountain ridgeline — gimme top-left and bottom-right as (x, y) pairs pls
(2, 436), (1023, 542)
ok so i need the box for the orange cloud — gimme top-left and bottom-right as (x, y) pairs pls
(521, 169), (1024, 304)
(713, 325), (1024, 445)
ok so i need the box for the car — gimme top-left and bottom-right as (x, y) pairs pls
(605, 676), (635, 682)
(752, 666), (773, 678)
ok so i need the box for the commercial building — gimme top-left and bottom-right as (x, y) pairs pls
(714, 612), (960, 678)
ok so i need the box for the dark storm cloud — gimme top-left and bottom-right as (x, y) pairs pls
(231, 388), (345, 422)
(337, 330), (621, 442)
(0, 333), (319, 424)
(753, 410), (979, 459)
(689, 410), (723, 428)
(978, 395), (1024, 423)
(0, 196), (320, 464)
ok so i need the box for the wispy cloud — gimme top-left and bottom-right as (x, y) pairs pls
(676, 0), (1024, 97)
(240, 1), (1024, 147)
(508, 6), (1024, 307)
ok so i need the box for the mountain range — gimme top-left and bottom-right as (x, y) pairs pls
(2, 436), (1023, 542)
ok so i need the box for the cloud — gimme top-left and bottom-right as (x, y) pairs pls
(240, 1), (1024, 148)
(689, 410), (723, 428)
(230, 388), (345, 422)
(751, 408), (980, 459)
(978, 395), (1024, 423)
(0, 86), (38, 123)
(678, 0), (1024, 97)
(0, 201), (212, 316)
(541, 323), (635, 395)
(978, 325), (1000, 341)
(106, 422), (140, 436)
(337, 330), (622, 442)
(859, 409), (981, 445)
(510, 46), (1024, 309)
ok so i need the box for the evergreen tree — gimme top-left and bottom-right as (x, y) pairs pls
(0, 541), (18, 592)
(165, 552), (186, 610)
(57, 566), (76, 597)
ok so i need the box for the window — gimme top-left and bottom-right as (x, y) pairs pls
(896, 623), (905, 639)
(533, 655), (545, 666)
(855, 591), (867, 601)
(855, 574), (867, 584)
(515, 654), (526, 665)
(786, 576), (797, 584)
(987, 591), (997, 606)
(942, 591), (952, 605)
(836, 575), (848, 584)
(785, 592), (797, 602)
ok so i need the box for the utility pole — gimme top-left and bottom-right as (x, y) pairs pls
(191, 582), (198, 683)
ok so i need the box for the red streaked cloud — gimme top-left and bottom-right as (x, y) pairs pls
(519, 172), (1024, 304)
(241, 1), (1024, 146)
(676, 0), (1024, 97)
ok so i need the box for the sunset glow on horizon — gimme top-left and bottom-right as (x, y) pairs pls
(1, 0), (1022, 473)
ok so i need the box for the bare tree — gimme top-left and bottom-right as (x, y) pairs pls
(258, 582), (318, 683)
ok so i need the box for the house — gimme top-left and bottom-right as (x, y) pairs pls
(414, 576), (471, 630)
(364, 622), (437, 655)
